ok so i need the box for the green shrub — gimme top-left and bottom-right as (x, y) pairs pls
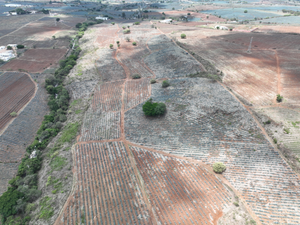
(10, 112), (17, 117)
(125, 37), (130, 42)
(51, 190), (57, 194)
(16, 45), (24, 49)
(276, 94), (283, 102)
(122, 26), (126, 29)
(134, 22), (140, 25)
(116, 41), (120, 44)
(250, 219), (256, 225)
(162, 80), (170, 88)
(213, 162), (226, 174)
(58, 122), (80, 144)
(109, 44), (113, 49)
(123, 29), (130, 34)
(273, 138), (277, 144)
(111, 22), (115, 25)
(181, 33), (186, 39)
(233, 202), (239, 207)
(7, 46), (12, 50)
(150, 79), (156, 84)
(0, 188), (24, 222)
(244, 10), (248, 13)
(132, 42), (137, 46)
(132, 74), (141, 79)
(142, 99), (166, 116)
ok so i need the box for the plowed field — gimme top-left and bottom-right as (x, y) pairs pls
(0, 72), (35, 132)
(1, 49), (67, 73)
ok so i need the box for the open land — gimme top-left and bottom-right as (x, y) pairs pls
(34, 19), (300, 225)
(1, 0), (300, 224)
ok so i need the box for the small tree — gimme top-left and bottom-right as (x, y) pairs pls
(162, 80), (170, 88)
(122, 26), (126, 29)
(244, 10), (248, 13)
(213, 162), (226, 174)
(56, 18), (60, 22)
(7, 46), (13, 50)
(150, 79), (156, 84)
(132, 42), (137, 46)
(132, 74), (141, 79)
(17, 45), (24, 49)
(116, 41), (120, 44)
(276, 94), (283, 102)
(10, 112), (17, 117)
(181, 33), (186, 39)
(109, 44), (113, 49)
(142, 98), (166, 116)
(111, 22), (115, 25)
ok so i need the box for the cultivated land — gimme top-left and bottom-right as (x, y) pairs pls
(44, 21), (300, 225)
(0, 72), (48, 195)
(2, 1), (300, 224)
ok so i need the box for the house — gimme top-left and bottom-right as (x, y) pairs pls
(0, 46), (5, 50)
(160, 19), (172, 24)
(5, 4), (21, 7)
(215, 25), (228, 30)
(96, 16), (108, 20)
(0, 50), (15, 61)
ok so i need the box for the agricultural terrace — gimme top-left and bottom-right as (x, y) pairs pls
(0, 73), (48, 195)
(56, 21), (300, 225)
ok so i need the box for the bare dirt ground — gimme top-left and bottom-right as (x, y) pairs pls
(30, 21), (300, 225)
(50, 22), (258, 225)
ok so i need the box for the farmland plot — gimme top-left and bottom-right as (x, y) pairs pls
(0, 72), (36, 132)
(130, 146), (248, 225)
(1, 49), (67, 73)
(0, 73), (48, 195)
(55, 142), (151, 225)
(125, 77), (300, 225)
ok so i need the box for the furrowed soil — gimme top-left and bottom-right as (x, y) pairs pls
(27, 21), (300, 225)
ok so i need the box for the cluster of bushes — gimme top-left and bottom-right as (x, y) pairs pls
(76, 20), (103, 39)
(142, 98), (166, 116)
(0, 20), (90, 225)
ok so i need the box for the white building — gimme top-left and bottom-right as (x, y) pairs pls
(11, 12), (17, 16)
(5, 4), (21, 7)
(215, 25), (228, 30)
(96, 16), (108, 20)
(0, 46), (5, 50)
(160, 19), (172, 24)
(0, 50), (15, 61)
(7, 44), (17, 48)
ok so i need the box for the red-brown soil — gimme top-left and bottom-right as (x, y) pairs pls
(0, 72), (35, 132)
(169, 27), (300, 107)
(131, 146), (231, 225)
(1, 49), (67, 73)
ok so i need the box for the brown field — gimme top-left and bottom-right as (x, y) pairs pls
(168, 27), (300, 107)
(0, 72), (35, 132)
(1, 49), (67, 73)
